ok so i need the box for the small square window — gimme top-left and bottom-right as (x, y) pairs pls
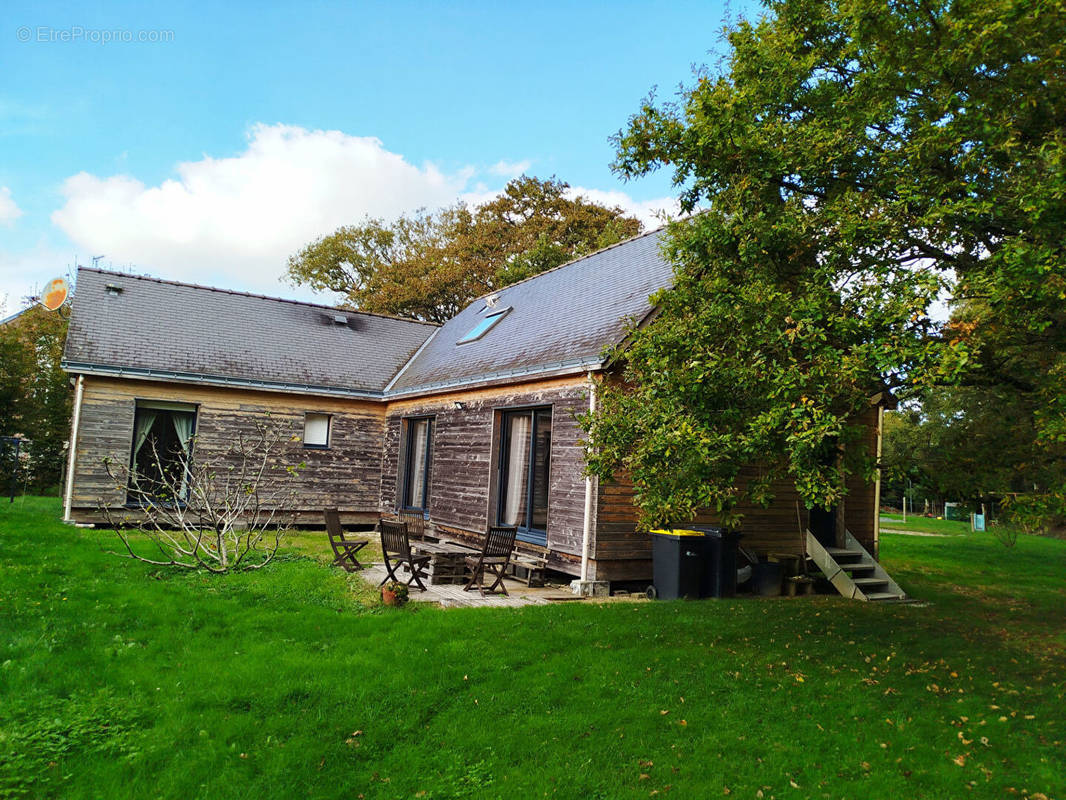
(303, 413), (331, 448)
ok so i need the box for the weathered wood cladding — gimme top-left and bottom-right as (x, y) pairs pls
(68, 377), (386, 523)
(590, 406), (882, 582)
(382, 376), (592, 575)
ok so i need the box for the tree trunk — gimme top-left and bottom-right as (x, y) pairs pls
(834, 442), (847, 549)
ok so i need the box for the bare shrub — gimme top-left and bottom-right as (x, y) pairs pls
(100, 419), (303, 572)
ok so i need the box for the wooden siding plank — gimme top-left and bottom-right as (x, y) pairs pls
(69, 377), (386, 519)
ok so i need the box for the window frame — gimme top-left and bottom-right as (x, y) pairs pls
(126, 400), (198, 507)
(401, 416), (434, 512)
(456, 307), (511, 345)
(303, 412), (332, 449)
(496, 405), (552, 546)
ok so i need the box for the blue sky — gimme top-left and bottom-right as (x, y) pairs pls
(1, 0), (758, 309)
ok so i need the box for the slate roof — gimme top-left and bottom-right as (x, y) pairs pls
(387, 228), (674, 394)
(63, 268), (436, 396)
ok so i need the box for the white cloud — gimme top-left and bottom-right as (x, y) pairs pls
(0, 242), (72, 318)
(567, 186), (679, 229)
(51, 124), (476, 296)
(0, 187), (23, 225)
(49, 124), (679, 299)
(488, 159), (532, 178)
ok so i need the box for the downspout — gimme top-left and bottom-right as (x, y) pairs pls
(63, 375), (85, 523)
(580, 372), (598, 581)
(872, 404), (884, 560)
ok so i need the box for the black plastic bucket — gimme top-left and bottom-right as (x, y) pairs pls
(752, 562), (784, 596)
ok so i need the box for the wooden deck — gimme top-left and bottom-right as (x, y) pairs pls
(360, 563), (582, 608)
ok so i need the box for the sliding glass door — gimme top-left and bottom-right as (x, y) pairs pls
(498, 407), (552, 545)
(402, 417), (433, 511)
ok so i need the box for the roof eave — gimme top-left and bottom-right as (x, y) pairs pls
(61, 361), (384, 401)
(385, 357), (605, 400)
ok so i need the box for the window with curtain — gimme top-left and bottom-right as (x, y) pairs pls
(402, 417), (433, 510)
(497, 407), (552, 545)
(128, 401), (197, 504)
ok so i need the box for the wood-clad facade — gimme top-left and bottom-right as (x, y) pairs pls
(66, 376), (386, 525)
(66, 373), (883, 584)
(589, 405), (881, 581)
(380, 376), (592, 576)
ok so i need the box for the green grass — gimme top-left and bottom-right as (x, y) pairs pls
(879, 513), (1015, 538)
(1, 497), (1064, 799)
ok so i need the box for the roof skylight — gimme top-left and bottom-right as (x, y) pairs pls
(457, 307), (510, 344)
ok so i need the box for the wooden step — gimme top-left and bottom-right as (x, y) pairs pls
(852, 577), (889, 587)
(841, 562), (875, 573)
(865, 592), (906, 601)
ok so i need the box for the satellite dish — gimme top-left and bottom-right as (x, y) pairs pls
(40, 278), (70, 311)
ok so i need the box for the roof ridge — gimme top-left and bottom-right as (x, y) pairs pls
(469, 223), (670, 302)
(75, 266), (440, 327)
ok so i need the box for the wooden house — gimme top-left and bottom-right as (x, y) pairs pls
(61, 230), (887, 587)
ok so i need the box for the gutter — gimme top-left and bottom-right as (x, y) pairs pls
(580, 372), (598, 581)
(62, 375), (84, 522)
(386, 356), (604, 400)
(60, 355), (606, 403)
(60, 361), (384, 400)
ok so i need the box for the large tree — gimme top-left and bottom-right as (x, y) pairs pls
(584, 0), (1065, 532)
(0, 306), (71, 493)
(286, 176), (642, 323)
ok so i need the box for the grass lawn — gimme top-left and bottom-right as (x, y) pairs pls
(1, 498), (1063, 799)
(880, 514), (991, 537)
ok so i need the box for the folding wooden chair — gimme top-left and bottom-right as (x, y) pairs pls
(379, 519), (431, 591)
(324, 508), (369, 572)
(464, 525), (518, 596)
(398, 509), (427, 540)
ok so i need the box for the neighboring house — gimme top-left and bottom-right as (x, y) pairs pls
(0, 307), (30, 326)
(61, 230), (885, 585)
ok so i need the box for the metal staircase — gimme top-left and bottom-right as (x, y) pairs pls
(806, 528), (908, 602)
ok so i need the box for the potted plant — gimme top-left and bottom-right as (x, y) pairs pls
(381, 581), (409, 607)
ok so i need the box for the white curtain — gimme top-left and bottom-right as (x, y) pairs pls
(171, 412), (195, 499)
(171, 413), (194, 455)
(131, 411), (158, 465)
(406, 420), (429, 507)
(502, 414), (531, 526)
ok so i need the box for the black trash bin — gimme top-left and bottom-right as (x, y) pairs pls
(648, 529), (706, 599)
(689, 526), (742, 598)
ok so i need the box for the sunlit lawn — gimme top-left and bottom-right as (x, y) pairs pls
(1, 497), (1063, 799)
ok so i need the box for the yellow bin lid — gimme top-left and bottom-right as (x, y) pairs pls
(649, 528), (705, 537)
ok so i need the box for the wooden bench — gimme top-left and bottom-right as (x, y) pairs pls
(507, 554), (547, 587)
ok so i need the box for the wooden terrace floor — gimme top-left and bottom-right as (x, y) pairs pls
(360, 563), (586, 608)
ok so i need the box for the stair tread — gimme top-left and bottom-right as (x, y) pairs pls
(865, 592), (906, 601)
(826, 547), (862, 555)
(841, 562), (875, 571)
(852, 577), (888, 585)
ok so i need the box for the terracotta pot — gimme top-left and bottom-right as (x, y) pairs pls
(382, 587), (402, 607)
